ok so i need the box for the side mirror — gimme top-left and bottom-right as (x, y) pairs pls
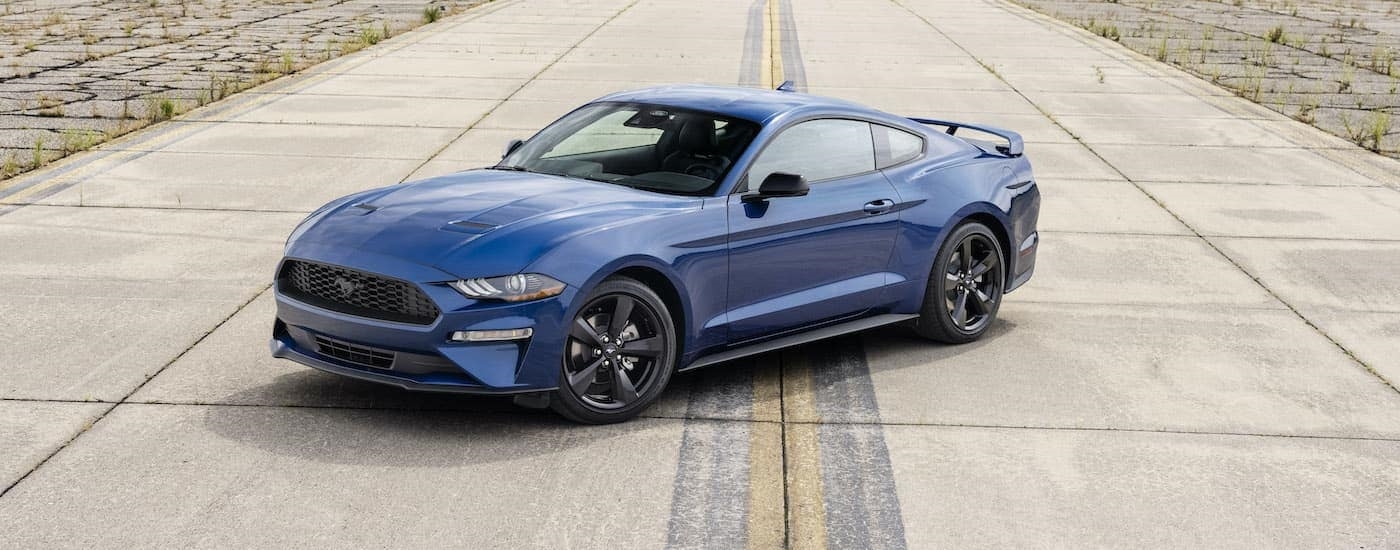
(743, 172), (809, 202)
(503, 139), (524, 159)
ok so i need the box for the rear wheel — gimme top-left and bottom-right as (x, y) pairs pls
(551, 277), (676, 424)
(913, 222), (1005, 344)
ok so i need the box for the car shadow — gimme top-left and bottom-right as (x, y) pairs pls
(857, 318), (1021, 375)
(202, 318), (1018, 466)
(202, 370), (663, 467)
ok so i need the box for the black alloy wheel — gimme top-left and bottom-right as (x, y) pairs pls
(913, 222), (1005, 344)
(552, 277), (676, 423)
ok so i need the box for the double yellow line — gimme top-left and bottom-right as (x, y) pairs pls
(750, 4), (830, 547)
(759, 0), (785, 89)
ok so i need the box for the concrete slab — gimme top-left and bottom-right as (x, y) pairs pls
(1143, 183), (1400, 240)
(0, 278), (261, 401)
(434, 128), (534, 162)
(805, 87), (1042, 116)
(800, 65), (1009, 91)
(536, 62), (739, 83)
(0, 205), (296, 283)
(1001, 72), (1205, 94)
(341, 57), (549, 79)
(513, 78), (674, 103)
(0, 404), (687, 548)
(1092, 145), (1383, 186)
(30, 153), (420, 212)
(0, 401), (108, 489)
(473, 100), (579, 130)
(406, 158), (490, 181)
(1022, 142), (1122, 180)
(1035, 179), (1190, 235)
(862, 302), (1400, 436)
(1303, 309), (1400, 387)
(226, 95), (499, 128)
(1010, 232), (1281, 308)
(1028, 92), (1235, 118)
(887, 425), (1400, 548)
(289, 73), (526, 100)
(1054, 115), (1299, 147)
(129, 121), (464, 159)
(1213, 238), (1400, 313)
(0, 205), (295, 400)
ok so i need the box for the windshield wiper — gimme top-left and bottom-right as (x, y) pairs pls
(487, 165), (530, 172)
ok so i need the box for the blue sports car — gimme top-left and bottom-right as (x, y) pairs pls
(271, 84), (1040, 423)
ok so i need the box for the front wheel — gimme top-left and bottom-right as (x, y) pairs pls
(913, 221), (1005, 344)
(551, 277), (677, 424)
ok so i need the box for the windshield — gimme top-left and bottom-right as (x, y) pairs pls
(497, 102), (760, 196)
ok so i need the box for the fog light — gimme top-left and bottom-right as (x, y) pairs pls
(450, 328), (533, 342)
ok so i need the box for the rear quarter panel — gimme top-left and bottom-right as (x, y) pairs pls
(881, 144), (1037, 314)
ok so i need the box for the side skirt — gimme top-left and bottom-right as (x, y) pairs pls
(680, 313), (917, 372)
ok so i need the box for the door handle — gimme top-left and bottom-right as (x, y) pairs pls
(863, 199), (895, 215)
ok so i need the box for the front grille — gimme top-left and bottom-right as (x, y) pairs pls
(278, 260), (441, 325)
(314, 336), (395, 369)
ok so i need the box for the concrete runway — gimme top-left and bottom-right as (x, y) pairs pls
(2, 0), (1399, 547)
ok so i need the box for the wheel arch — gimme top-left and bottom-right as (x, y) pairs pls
(958, 211), (1013, 282)
(611, 264), (687, 360)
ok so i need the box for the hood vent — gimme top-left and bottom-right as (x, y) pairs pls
(443, 219), (498, 235)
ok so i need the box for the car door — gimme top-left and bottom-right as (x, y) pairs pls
(724, 118), (901, 343)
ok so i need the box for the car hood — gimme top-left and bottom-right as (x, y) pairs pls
(289, 169), (697, 279)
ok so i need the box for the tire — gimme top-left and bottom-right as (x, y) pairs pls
(912, 221), (1006, 344)
(551, 276), (677, 424)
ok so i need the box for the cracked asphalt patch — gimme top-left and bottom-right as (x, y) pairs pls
(0, 0), (484, 180)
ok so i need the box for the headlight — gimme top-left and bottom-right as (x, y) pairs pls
(450, 273), (565, 302)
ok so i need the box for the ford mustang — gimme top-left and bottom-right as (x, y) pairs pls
(270, 83), (1040, 423)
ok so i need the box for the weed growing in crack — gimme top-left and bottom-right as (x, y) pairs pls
(1296, 95), (1319, 123)
(36, 94), (63, 117)
(60, 129), (103, 153)
(146, 96), (175, 121)
(1369, 112), (1393, 152)
(423, 4), (443, 23)
(31, 136), (45, 169)
(1266, 25), (1286, 44)
(1, 152), (18, 178)
(359, 24), (383, 47)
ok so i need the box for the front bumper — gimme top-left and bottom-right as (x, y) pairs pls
(269, 253), (575, 394)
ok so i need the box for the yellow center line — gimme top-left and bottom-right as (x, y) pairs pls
(752, 4), (828, 547)
(747, 355), (785, 549)
(767, 0), (784, 88)
(782, 348), (828, 549)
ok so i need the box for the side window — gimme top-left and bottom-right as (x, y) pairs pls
(873, 124), (924, 169)
(747, 119), (875, 189)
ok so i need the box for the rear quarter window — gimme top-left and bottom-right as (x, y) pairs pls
(873, 124), (924, 169)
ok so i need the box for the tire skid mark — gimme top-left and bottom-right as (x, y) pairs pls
(739, 0), (768, 87)
(776, 0), (808, 92)
(665, 365), (755, 549)
(796, 337), (908, 549)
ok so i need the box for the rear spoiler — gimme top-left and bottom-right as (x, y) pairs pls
(908, 117), (1024, 157)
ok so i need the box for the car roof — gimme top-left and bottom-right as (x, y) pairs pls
(592, 84), (879, 124)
